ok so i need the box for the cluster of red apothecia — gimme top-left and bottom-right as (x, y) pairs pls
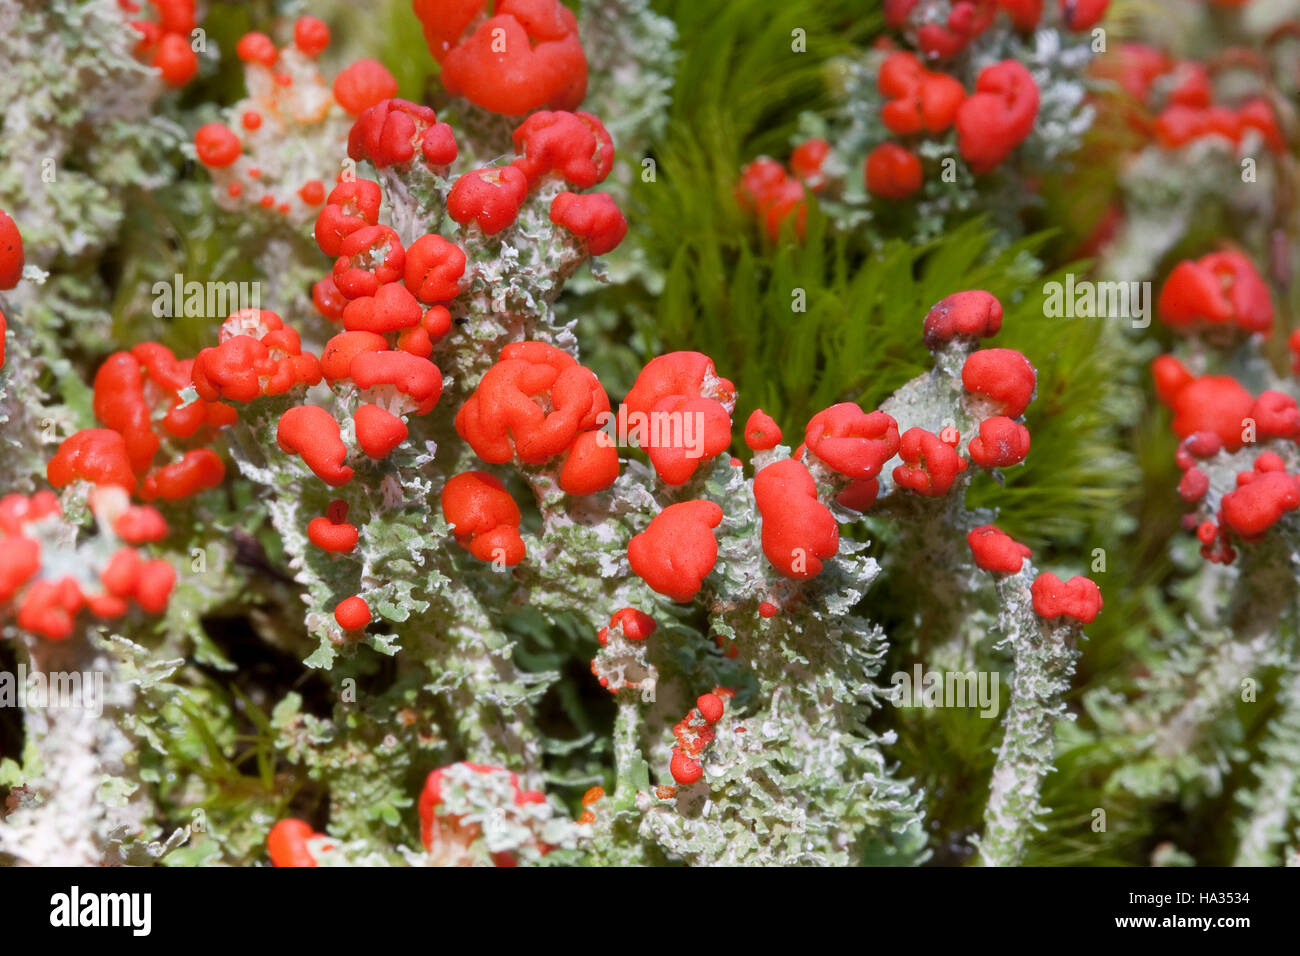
(735, 0), (1111, 239)
(2, 210), (186, 638)
(1149, 247), (1300, 565)
(119, 0), (201, 88)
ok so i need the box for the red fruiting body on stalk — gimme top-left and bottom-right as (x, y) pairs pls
(332, 225), (406, 298)
(267, 819), (321, 867)
(130, 19), (163, 57)
(744, 409), (782, 451)
(610, 607), (656, 641)
(836, 477), (880, 511)
(885, 0), (998, 58)
(348, 350), (444, 416)
(153, 0), (197, 35)
(736, 159), (789, 214)
(1029, 572), (1102, 624)
(134, 560), (177, 614)
(670, 751), (703, 786)
(293, 17), (331, 58)
(334, 595), (371, 630)
(1031, 573), (1102, 624)
(864, 143), (923, 200)
(456, 341), (609, 466)
(0, 491), (60, 535)
(756, 178), (807, 241)
(667, 689), (731, 786)
(1251, 391), (1300, 442)
(140, 449), (225, 500)
(308, 500), (361, 553)
(1000, 0), (1044, 31)
(396, 326), (434, 359)
(962, 348), (1037, 417)
(412, 123), (457, 169)
(1253, 452), (1286, 474)
(0, 538), (41, 603)
(511, 111), (614, 188)
(1178, 467), (1210, 502)
(1060, 0), (1108, 30)
(423, 306), (453, 341)
(102, 496), (166, 541)
(956, 61), (1040, 174)
(447, 166), (530, 236)
(597, 607), (657, 644)
(1151, 354), (1194, 406)
(93, 352), (160, 472)
(100, 547), (141, 598)
(623, 352), (736, 485)
(154, 33), (198, 87)
(412, 0), (487, 61)
(922, 291), (1003, 348)
(235, 32), (277, 66)
(804, 403), (900, 481)
(878, 52), (966, 135)
(967, 525), (1032, 573)
(753, 459), (839, 579)
(299, 180), (326, 206)
(313, 276), (349, 322)
(16, 579), (84, 640)
(559, 430), (620, 495)
(967, 416), (1031, 468)
(736, 159), (807, 241)
(126, 341), (236, 440)
(315, 180), (382, 257)
(332, 59), (399, 116)
(441, 471), (526, 565)
(47, 430), (137, 492)
(307, 500), (359, 555)
(1236, 99), (1286, 152)
(418, 0), (588, 116)
(193, 124), (242, 169)
(276, 405), (355, 487)
(354, 403), (410, 459)
(789, 138), (830, 190)
(1221, 471), (1300, 539)
(193, 320), (322, 403)
(893, 427), (968, 495)
(321, 331), (388, 382)
(550, 192), (628, 256)
(347, 98), (439, 168)
(1152, 100), (1283, 151)
(342, 282), (425, 334)
(1166, 62), (1212, 109)
(1153, 362), (1254, 451)
(404, 235), (466, 303)
(1157, 251), (1274, 336)
(627, 500), (724, 602)
(189, 338), (318, 403)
